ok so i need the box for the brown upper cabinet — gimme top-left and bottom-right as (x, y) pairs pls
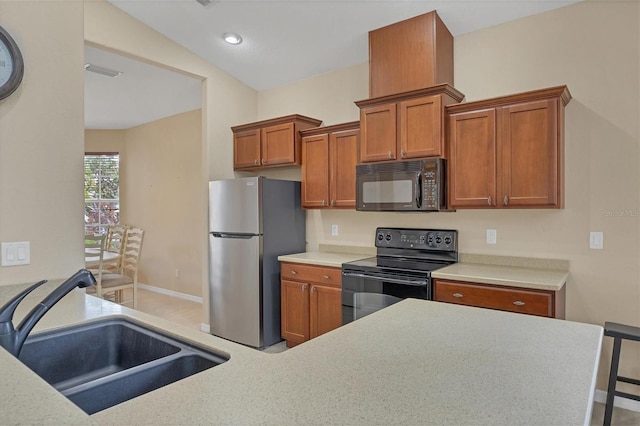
(447, 86), (571, 209)
(355, 85), (464, 163)
(300, 122), (359, 209)
(231, 114), (322, 170)
(369, 11), (454, 98)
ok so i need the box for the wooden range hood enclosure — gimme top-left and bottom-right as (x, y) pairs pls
(369, 10), (454, 98)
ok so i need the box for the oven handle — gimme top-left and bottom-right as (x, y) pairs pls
(342, 271), (428, 287)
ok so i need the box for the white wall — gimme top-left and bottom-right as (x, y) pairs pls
(0, 1), (85, 284)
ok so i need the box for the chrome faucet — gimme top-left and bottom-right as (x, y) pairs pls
(0, 269), (96, 357)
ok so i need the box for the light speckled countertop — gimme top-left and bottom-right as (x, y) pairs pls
(279, 249), (569, 291)
(278, 250), (372, 267)
(432, 263), (569, 291)
(1, 278), (600, 425)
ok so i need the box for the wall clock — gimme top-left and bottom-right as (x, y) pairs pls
(0, 25), (24, 101)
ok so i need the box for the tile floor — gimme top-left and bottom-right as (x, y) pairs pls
(118, 288), (640, 425)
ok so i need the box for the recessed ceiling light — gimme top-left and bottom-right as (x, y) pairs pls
(84, 63), (122, 78)
(223, 33), (243, 45)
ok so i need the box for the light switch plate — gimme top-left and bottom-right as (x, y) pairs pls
(331, 224), (339, 237)
(486, 229), (497, 245)
(1, 241), (31, 266)
(589, 232), (604, 250)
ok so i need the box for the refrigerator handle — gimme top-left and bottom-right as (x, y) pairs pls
(210, 232), (256, 239)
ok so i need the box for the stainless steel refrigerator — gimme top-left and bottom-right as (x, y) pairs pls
(208, 177), (305, 348)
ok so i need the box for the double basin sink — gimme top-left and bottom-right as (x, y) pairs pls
(19, 317), (229, 415)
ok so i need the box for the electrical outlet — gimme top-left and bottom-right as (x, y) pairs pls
(331, 224), (339, 237)
(175, 268), (180, 278)
(589, 232), (604, 250)
(486, 229), (497, 245)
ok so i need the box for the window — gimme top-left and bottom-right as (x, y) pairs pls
(84, 153), (119, 235)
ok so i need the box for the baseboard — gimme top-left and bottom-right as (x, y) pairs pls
(137, 283), (203, 304)
(594, 389), (640, 412)
(200, 323), (210, 333)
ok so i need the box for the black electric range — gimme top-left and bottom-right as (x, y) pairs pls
(341, 227), (458, 324)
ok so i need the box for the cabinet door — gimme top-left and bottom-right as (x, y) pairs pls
(301, 134), (330, 208)
(500, 99), (560, 207)
(399, 95), (443, 158)
(233, 129), (261, 169)
(330, 129), (358, 208)
(310, 285), (342, 339)
(448, 109), (498, 208)
(261, 122), (295, 166)
(281, 279), (310, 344)
(359, 103), (397, 163)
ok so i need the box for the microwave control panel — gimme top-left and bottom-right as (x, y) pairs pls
(375, 228), (457, 252)
(422, 160), (444, 210)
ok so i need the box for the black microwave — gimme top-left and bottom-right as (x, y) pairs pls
(355, 158), (447, 211)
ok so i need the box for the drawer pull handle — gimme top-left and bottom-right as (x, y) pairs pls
(452, 293), (464, 298)
(311, 286), (316, 293)
(322, 275), (330, 280)
(487, 196), (492, 206)
(513, 301), (525, 306)
(302, 284), (307, 291)
(388, 151), (392, 159)
(290, 270), (297, 275)
(504, 195), (509, 206)
(254, 159), (259, 166)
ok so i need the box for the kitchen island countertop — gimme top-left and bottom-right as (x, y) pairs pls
(1, 279), (600, 425)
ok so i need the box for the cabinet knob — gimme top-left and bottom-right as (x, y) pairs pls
(330, 199), (336, 206)
(513, 301), (525, 306)
(311, 286), (316, 293)
(322, 200), (326, 207)
(401, 149), (406, 158)
(487, 196), (492, 206)
(322, 274), (330, 280)
(261, 158), (266, 165)
(254, 159), (259, 166)
(503, 195), (509, 206)
(387, 151), (392, 159)
(290, 270), (297, 275)
(453, 293), (464, 298)
(302, 284), (307, 291)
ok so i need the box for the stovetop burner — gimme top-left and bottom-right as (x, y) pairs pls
(344, 256), (453, 276)
(342, 227), (458, 276)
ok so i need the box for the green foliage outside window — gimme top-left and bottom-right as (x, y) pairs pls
(84, 154), (119, 235)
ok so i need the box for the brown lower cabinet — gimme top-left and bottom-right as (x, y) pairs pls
(280, 262), (342, 347)
(433, 279), (565, 319)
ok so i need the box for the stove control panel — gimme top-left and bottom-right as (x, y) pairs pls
(375, 228), (457, 251)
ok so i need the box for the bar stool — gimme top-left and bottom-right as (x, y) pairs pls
(603, 322), (640, 426)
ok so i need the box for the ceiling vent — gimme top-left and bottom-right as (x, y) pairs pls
(84, 64), (122, 78)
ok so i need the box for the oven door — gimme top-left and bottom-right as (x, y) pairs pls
(341, 270), (431, 325)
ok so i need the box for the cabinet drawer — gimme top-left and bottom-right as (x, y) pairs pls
(433, 280), (553, 317)
(281, 263), (341, 287)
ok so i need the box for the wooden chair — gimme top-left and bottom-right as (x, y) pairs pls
(99, 227), (145, 309)
(103, 224), (129, 273)
(84, 234), (106, 295)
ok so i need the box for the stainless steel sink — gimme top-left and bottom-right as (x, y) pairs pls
(19, 317), (229, 414)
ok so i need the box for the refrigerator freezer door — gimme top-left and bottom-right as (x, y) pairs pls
(209, 177), (261, 234)
(209, 233), (262, 347)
